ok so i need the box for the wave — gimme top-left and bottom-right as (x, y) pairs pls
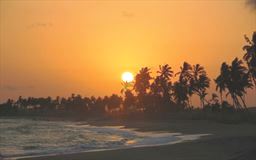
(0, 118), (210, 159)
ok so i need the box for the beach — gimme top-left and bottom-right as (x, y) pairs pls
(1, 0), (256, 159)
(18, 119), (256, 160)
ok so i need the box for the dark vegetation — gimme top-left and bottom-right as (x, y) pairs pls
(1, 32), (256, 123)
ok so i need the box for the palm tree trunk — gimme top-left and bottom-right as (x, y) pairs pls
(231, 94), (240, 109)
(239, 95), (247, 110)
(199, 94), (203, 108)
(188, 97), (191, 108)
(232, 96), (235, 108)
(201, 97), (205, 108)
(234, 96), (242, 110)
(247, 62), (256, 89)
(190, 97), (193, 108)
(219, 92), (223, 105)
(253, 78), (256, 91)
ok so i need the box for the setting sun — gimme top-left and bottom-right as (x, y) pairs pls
(122, 72), (134, 82)
(1, 1), (256, 159)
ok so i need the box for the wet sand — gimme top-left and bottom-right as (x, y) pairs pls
(19, 119), (256, 160)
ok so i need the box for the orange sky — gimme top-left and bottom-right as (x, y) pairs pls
(0, 0), (255, 106)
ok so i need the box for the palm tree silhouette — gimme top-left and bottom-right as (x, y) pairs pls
(157, 64), (173, 80)
(215, 62), (230, 104)
(120, 80), (136, 113)
(175, 62), (193, 82)
(190, 64), (210, 108)
(158, 64), (173, 107)
(149, 64), (173, 111)
(134, 67), (152, 94)
(215, 58), (253, 109)
(123, 90), (136, 112)
(106, 94), (122, 113)
(208, 93), (219, 105)
(120, 81), (133, 94)
(229, 58), (253, 109)
(243, 32), (256, 87)
(174, 62), (193, 108)
(172, 81), (189, 109)
(134, 67), (152, 110)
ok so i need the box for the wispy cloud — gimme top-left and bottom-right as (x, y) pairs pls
(0, 85), (35, 91)
(27, 22), (53, 29)
(246, 0), (256, 10)
(122, 11), (135, 18)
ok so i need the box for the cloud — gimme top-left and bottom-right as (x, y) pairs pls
(0, 85), (35, 91)
(122, 11), (135, 18)
(246, 0), (256, 10)
(27, 22), (53, 29)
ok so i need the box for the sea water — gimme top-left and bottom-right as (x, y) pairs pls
(0, 118), (208, 159)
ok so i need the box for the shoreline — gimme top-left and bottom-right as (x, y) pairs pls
(12, 133), (210, 160)
(1, 117), (212, 160)
(14, 118), (256, 160)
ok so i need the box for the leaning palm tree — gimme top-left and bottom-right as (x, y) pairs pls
(190, 64), (210, 108)
(215, 58), (253, 109)
(243, 32), (256, 87)
(228, 58), (253, 109)
(175, 62), (193, 107)
(175, 62), (193, 82)
(172, 62), (193, 108)
(215, 62), (230, 104)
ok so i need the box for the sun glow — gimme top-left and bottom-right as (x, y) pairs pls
(122, 72), (134, 83)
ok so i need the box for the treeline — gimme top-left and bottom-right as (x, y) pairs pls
(0, 32), (255, 117)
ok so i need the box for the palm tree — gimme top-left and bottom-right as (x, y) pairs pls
(172, 81), (189, 109)
(91, 97), (105, 114)
(134, 67), (152, 110)
(150, 64), (173, 111)
(123, 90), (136, 112)
(106, 94), (122, 113)
(120, 81), (133, 94)
(215, 62), (230, 104)
(157, 64), (173, 80)
(174, 62), (193, 108)
(191, 64), (206, 79)
(243, 32), (256, 87)
(176, 62), (193, 82)
(215, 58), (253, 109)
(157, 64), (173, 101)
(150, 76), (165, 112)
(209, 93), (219, 105)
(150, 76), (162, 97)
(134, 67), (152, 94)
(229, 58), (253, 109)
(190, 64), (210, 108)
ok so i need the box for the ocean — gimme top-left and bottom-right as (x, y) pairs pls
(0, 118), (206, 159)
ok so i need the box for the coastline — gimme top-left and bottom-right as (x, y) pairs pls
(17, 119), (256, 160)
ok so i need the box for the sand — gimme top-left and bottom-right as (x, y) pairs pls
(18, 119), (256, 160)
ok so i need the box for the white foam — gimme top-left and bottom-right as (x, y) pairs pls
(0, 118), (211, 160)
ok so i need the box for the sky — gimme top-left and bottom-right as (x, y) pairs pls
(0, 0), (255, 106)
